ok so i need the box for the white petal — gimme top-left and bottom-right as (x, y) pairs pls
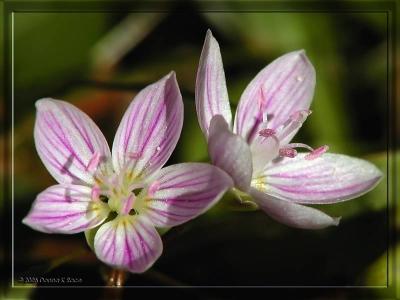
(112, 72), (183, 179)
(143, 163), (233, 227)
(250, 188), (340, 229)
(94, 215), (162, 273)
(234, 50), (315, 143)
(23, 185), (109, 234)
(34, 98), (111, 185)
(208, 115), (253, 192)
(195, 29), (232, 138)
(250, 129), (280, 176)
(254, 153), (383, 204)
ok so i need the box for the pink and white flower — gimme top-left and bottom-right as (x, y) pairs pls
(23, 72), (233, 273)
(195, 30), (382, 229)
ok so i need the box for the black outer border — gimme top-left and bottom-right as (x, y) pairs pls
(1, 0), (397, 298)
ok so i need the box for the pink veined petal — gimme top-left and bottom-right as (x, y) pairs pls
(94, 215), (162, 273)
(34, 98), (111, 185)
(112, 72), (183, 179)
(234, 50), (316, 143)
(208, 115), (253, 192)
(253, 153), (383, 204)
(22, 185), (109, 234)
(195, 29), (232, 138)
(250, 188), (340, 230)
(143, 163), (233, 227)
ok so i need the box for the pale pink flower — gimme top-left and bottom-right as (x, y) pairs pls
(195, 30), (382, 229)
(23, 72), (233, 273)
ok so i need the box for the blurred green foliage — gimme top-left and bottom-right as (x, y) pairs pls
(4, 1), (396, 299)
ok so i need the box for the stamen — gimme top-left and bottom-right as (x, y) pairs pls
(259, 128), (276, 138)
(258, 87), (269, 122)
(121, 194), (136, 215)
(125, 181), (141, 194)
(258, 88), (267, 111)
(279, 147), (297, 158)
(109, 172), (121, 187)
(305, 145), (329, 160)
(91, 185), (101, 201)
(286, 143), (314, 152)
(86, 153), (101, 172)
(148, 181), (160, 197)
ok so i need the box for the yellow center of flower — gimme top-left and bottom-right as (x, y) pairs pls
(91, 158), (151, 216)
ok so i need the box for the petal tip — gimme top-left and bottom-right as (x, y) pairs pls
(293, 49), (306, 58)
(333, 216), (341, 226)
(205, 29), (214, 40)
(21, 216), (29, 225)
(374, 165), (384, 178)
(290, 49), (314, 69)
(22, 215), (47, 233)
(161, 71), (175, 83)
(35, 98), (55, 110)
(166, 70), (176, 79)
(160, 71), (181, 98)
(164, 71), (179, 88)
(204, 28), (219, 49)
(370, 168), (384, 188)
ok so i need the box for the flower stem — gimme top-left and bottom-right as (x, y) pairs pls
(100, 268), (128, 300)
(105, 268), (128, 287)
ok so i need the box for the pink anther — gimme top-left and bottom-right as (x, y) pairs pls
(279, 147), (298, 158)
(259, 128), (276, 138)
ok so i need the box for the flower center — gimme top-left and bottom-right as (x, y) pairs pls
(89, 154), (158, 216)
(257, 110), (330, 161)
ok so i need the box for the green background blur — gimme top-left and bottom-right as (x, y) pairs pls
(4, 1), (398, 299)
